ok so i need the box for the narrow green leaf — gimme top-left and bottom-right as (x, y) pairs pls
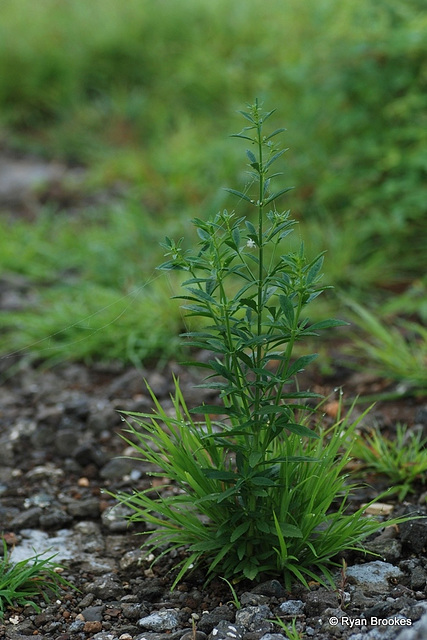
(230, 520), (251, 542)
(246, 149), (257, 164)
(190, 404), (237, 416)
(238, 110), (256, 123)
(230, 133), (256, 142)
(255, 404), (292, 416)
(265, 148), (287, 170)
(280, 421), (320, 439)
(309, 319), (348, 331)
(264, 186), (294, 206)
(279, 295), (294, 325)
(265, 127), (287, 140)
(251, 476), (276, 487)
(232, 227), (241, 248)
(287, 354), (318, 377)
(224, 188), (253, 203)
(245, 221), (257, 235)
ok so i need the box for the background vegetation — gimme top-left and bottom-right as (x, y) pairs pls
(0, 0), (425, 380)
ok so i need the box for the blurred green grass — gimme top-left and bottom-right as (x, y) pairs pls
(0, 0), (425, 373)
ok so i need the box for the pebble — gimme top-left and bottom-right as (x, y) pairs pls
(235, 605), (272, 632)
(346, 561), (404, 595)
(278, 600), (305, 615)
(10, 506), (42, 529)
(138, 609), (180, 631)
(400, 517), (427, 554)
(67, 496), (101, 517)
(81, 604), (106, 621)
(86, 574), (125, 600)
(84, 620), (103, 633)
(208, 621), (244, 640)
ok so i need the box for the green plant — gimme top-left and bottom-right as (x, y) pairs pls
(0, 540), (72, 618)
(220, 577), (241, 610)
(346, 300), (427, 390)
(115, 103), (405, 588)
(353, 423), (427, 500)
(271, 616), (303, 640)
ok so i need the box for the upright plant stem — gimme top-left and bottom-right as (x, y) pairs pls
(254, 108), (265, 452)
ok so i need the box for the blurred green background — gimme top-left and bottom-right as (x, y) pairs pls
(0, 0), (425, 381)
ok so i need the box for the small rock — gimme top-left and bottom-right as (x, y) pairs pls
(235, 605), (272, 632)
(120, 548), (145, 571)
(39, 508), (73, 528)
(73, 441), (109, 467)
(208, 621), (244, 640)
(81, 605), (106, 621)
(278, 600), (305, 615)
(260, 635), (288, 640)
(88, 400), (119, 432)
(198, 606), (235, 633)
(102, 504), (134, 532)
(67, 497), (100, 518)
(400, 517), (427, 554)
(138, 609), (180, 631)
(101, 457), (134, 479)
(86, 574), (124, 600)
(121, 603), (148, 620)
(69, 619), (85, 632)
(304, 588), (339, 617)
(55, 429), (79, 456)
(10, 507), (42, 529)
(240, 593), (269, 607)
(84, 620), (103, 633)
(78, 593), (95, 608)
(346, 561), (404, 595)
(364, 538), (402, 563)
(411, 567), (427, 591)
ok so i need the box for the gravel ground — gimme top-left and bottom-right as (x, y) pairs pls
(0, 356), (427, 640)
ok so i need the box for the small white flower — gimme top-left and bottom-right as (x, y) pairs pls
(246, 239), (256, 249)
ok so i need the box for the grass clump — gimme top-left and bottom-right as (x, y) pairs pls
(353, 423), (427, 501)
(115, 104), (403, 588)
(0, 540), (72, 619)
(346, 300), (427, 391)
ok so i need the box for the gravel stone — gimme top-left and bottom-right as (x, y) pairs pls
(138, 609), (180, 631)
(100, 457), (134, 479)
(198, 606), (235, 633)
(39, 507), (73, 528)
(66, 497), (100, 517)
(86, 574), (125, 600)
(400, 517), (427, 554)
(346, 561), (404, 595)
(10, 506), (42, 529)
(278, 600), (305, 615)
(81, 605), (106, 621)
(208, 621), (245, 640)
(235, 605), (272, 632)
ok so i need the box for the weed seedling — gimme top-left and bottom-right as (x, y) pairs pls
(353, 423), (427, 500)
(0, 540), (73, 619)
